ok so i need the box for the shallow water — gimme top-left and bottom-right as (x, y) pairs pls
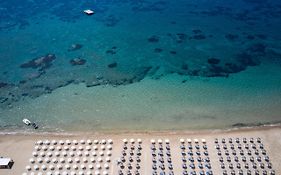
(0, 0), (281, 132)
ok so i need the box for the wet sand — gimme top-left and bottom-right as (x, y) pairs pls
(0, 126), (280, 175)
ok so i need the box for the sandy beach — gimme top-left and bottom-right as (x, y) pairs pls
(0, 126), (280, 175)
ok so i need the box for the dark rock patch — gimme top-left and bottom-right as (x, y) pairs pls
(108, 62), (117, 68)
(70, 58), (87, 66)
(20, 54), (56, 70)
(68, 44), (83, 51)
(192, 29), (202, 34)
(106, 50), (117, 55)
(154, 48), (163, 53)
(225, 34), (239, 41)
(236, 52), (260, 66)
(181, 64), (188, 70)
(148, 35), (160, 43)
(170, 51), (177, 55)
(192, 34), (206, 40)
(247, 43), (267, 54)
(207, 58), (220, 64)
(0, 82), (8, 88)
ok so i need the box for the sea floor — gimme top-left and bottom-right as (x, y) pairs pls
(0, 0), (281, 132)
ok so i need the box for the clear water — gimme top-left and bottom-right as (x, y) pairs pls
(0, 0), (281, 132)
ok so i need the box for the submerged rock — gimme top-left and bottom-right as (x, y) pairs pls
(154, 48), (163, 53)
(148, 35), (160, 43)
(68, 44), (83, 51)
(192, 34), (206, 40)
(70, 58), (87, 66)
(108, 62), (117, 68)
(207, 58), (220, 64)
(0, 82), (8, 88)
(20, 54), (56, 70)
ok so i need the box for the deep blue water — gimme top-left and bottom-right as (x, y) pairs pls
(0, 0), (281, 132)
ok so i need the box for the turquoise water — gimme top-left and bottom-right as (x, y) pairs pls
(0, 0), (281, 132)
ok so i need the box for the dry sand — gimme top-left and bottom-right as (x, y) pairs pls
(0, 126), (280, 175)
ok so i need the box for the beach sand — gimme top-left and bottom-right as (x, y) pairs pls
(0, 126), (280, 175)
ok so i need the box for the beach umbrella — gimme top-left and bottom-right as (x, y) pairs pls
(201, 139), (206, 143)
(66, 140), (71, 145)
(87, 139), (92, 145)
(44, 158), (50, 163)
(89, 164), (94, 169)
(158, 139), (163, 144)
(70, 151), (75, 157)
(46, 172), (52, 175)
(79, 171), (84, 175)
(51, 158), (57, 163)
(73, 140), (78, 145)
(187, 139), (192, 143)
(71, 146), (76, 151)
(56, 146), (62, 151)
(100, 145), (105, 150)
(107, 139), (113, 144)
(44, 140), (51, 145)
(78, 146), (84, 151)
(62, 151), (67, 157)
(77, 151), (82, 157)
(29, 158), (35, 164)
(103, 171), (108, 175)
(57, 164), (63, 170)
(165, 139), (170, 144)
(49, 165), (55, 170)
(130, 139), (135, 144)
(104, 163), (109, 169)
(137, 139), (142, 144)
(41, 165), (47, 171)
(49, 146), (55, 151)
(70, 171), (76, 175)
(94, 170), (100, 175)
(37, 172), (43, 175)
(80, 140), (86, 144)
(25, 165), (31, 171)
(67, 158), (73, 163)
(97, 157), (103, 163)
(37, 140), (43, 145)
(34, 165), (39, 171)
(75, 158), (80, 163)
(92, 151), (97, 156)
(105, 157), (110, 162)
(30, 173), (35, 175)
(122, 139), (128, 144)
(55, 151), (60, 157)
(51, 140), (57, 145)
(81, 164), (86, 170)
(93, 145), (98, 150)
(194, 139), (199, 143)
(73, 164), (78, 170)
(40, 152), (46, 157)
(94, 140), (99, 144)
(37, 158), (43, 163)
(59, 140), (64, 145)
(54, 171), (60, 175)
(84, 151), (90, 157)
(60, 158), (65, 163)
(150, 139), (155, 144)
(90, 158), (95, 163)
(96, 164), (101, 169)
(99, 151), (104, 156)
(34, 146), (40, 151)
(65, 164), (70, 170)
(107, 145), (112, 150)
(87, 171), (93, 175)
(22, 173), (27, 175)
(106, 151), (111, 156)
(83, 158), (88, 163)
(32, 151), (38, 157)
(64, 146), (69, 151)
(86, 146), (91, 151)
(101, 139), (106, 144)
(62, 172), (68, 175)
(47, 152), (53, 158)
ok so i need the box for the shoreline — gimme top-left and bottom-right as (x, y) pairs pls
(1, 124), (280, 136)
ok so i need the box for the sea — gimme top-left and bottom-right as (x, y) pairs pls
(0, 0), (281, 133)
